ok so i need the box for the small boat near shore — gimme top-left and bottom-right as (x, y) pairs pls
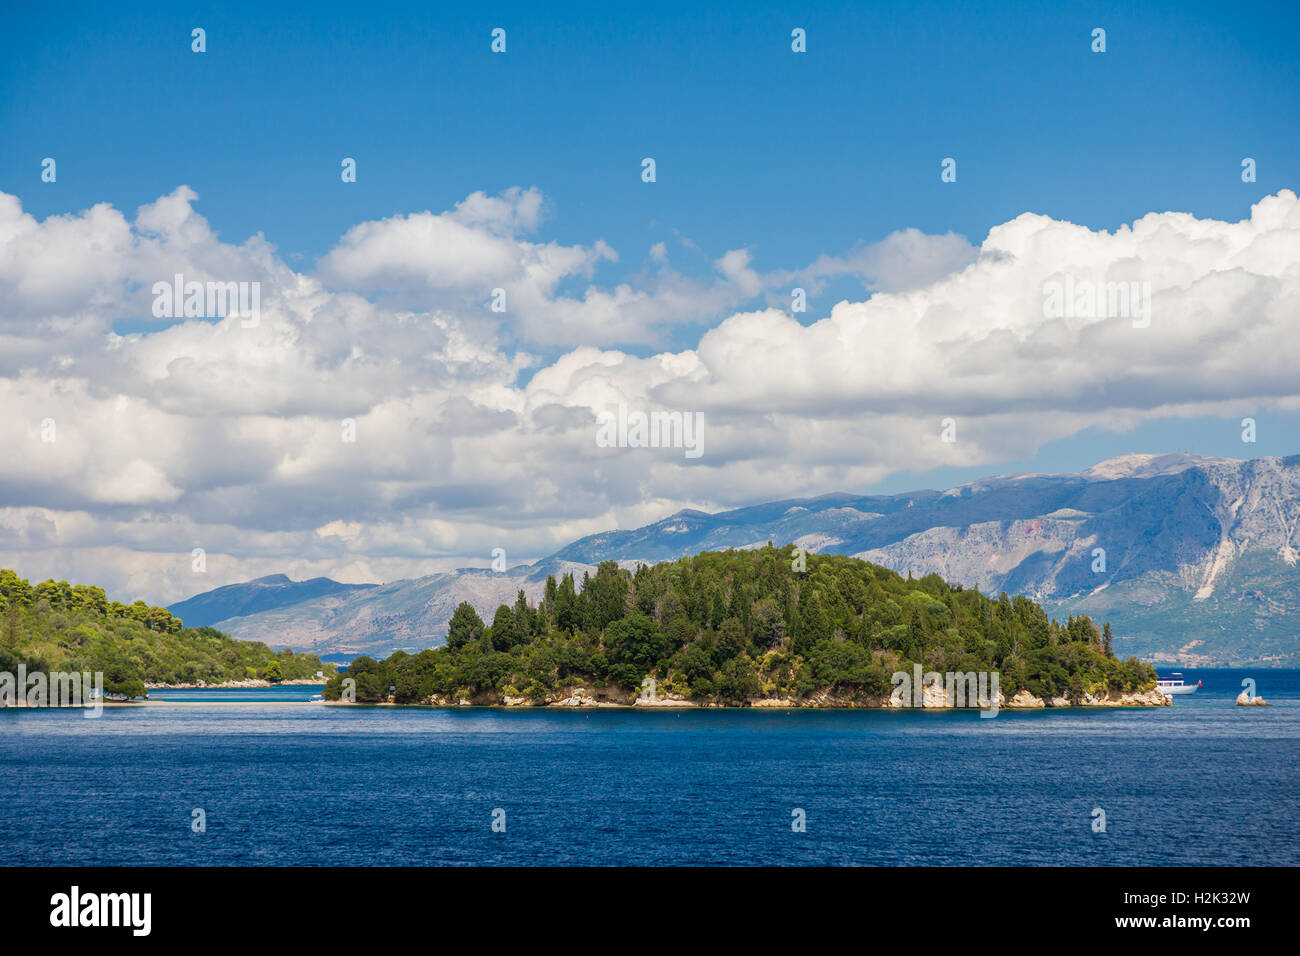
(1156, 673), (1201, 696)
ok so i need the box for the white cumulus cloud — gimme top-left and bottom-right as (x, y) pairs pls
(0, 185), (1296, 604)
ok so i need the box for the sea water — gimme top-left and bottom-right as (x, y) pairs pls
(1, 668), (1296, 865)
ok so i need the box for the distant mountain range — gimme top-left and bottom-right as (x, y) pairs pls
(168, 574), (377, 628)
(171, 453), (1300, 666)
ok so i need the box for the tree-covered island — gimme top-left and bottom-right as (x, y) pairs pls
(324, 547), (1161, 709)
(0, 569), (333, 699)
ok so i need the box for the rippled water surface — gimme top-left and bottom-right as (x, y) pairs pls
(2, 669), (1296, 865)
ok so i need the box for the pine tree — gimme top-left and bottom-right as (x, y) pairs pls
(447, 602), (486, 651)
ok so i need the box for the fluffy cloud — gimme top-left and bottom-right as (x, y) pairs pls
(0, 185), (1296, 604)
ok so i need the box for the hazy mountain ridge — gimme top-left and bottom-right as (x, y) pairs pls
(181, 453), (1300, 663)
(199, 560), (603, 656)
(167, 573), (378, 628)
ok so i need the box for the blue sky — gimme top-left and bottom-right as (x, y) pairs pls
(4, 0), (1296, 270)
(0, 1), (1298, 596)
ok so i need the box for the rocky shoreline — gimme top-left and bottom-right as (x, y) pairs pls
(144, 678), (326, 690)
(329, 684), (1170, 710)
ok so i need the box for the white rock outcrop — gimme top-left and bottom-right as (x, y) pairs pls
(1236, 690), (1270, 706)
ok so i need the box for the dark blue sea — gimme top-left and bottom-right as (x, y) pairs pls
(2, 669), (1297, 865)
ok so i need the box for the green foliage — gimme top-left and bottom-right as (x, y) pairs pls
(0, 568), (334, 689)
(602, 612), (668, 688)
(446, 602), (485, 652)
(807, 639), (890, 695)
(715, 656), (761, 702)
(329, 546), (1155, 706)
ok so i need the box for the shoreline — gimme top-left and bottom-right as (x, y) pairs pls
(143, 678), (327, 690)
(3, 684), (1176, 710)
(322, 685), (1172, 710)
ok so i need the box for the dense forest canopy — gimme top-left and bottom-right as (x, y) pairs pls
(0, 569), (332, 698)
(325, 546), (1155, 705)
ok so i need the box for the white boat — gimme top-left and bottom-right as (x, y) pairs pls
(1156, 673), (1201, 696)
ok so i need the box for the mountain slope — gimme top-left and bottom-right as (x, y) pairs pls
(205, 560), (602, 656)
(194, 453), (1300, 664)
(168, 573), (377, 628)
